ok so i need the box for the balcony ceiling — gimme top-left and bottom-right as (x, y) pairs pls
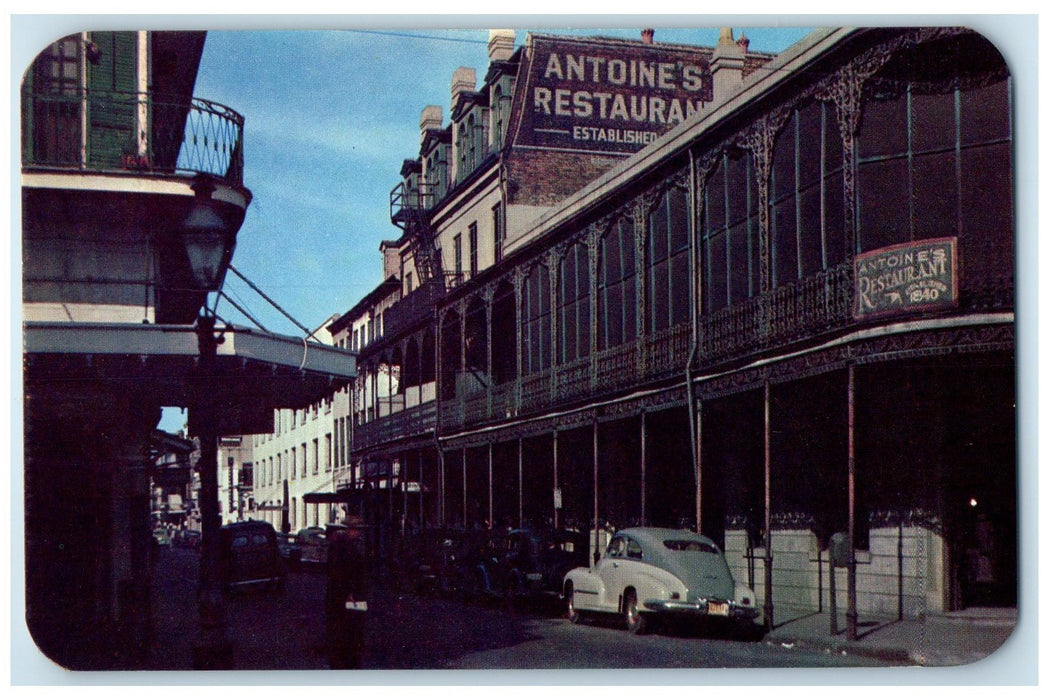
(23, 322), (357, 434)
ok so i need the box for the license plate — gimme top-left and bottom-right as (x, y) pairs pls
(345, 601), (368, 611)
(708, 602), (729, 616)
(526, 573), (542, 582)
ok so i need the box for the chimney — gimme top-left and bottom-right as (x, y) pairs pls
(451, 67), (477, 107)
(711, 27), (746, 105)
(488, 29), (515, 62)
(641, 28), (654, 44)
(420, 105), (443, 143)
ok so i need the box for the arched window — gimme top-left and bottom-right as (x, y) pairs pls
(702, 151), (759, 313)
(403, 338), (421, 389)
(421, 329), (436, 385)
(490, 282), (517, 384)
(647, 186), (691, 331)
(439, 311), (461, 398)
(464, 297), (488, 377)
(597, 218), (637, 349)
(558, 241), (590, 363)
(856, 31), (1011, 269)
(770, 100), (847, 287)
(521, 264), (551, 374)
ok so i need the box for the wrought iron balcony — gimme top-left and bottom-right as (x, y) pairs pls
(353, 401), (437, 453)
(352, 256), (1013, 444)
(21, 87), (245, 187)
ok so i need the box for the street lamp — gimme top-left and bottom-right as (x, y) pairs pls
(183, 175), (235, 670)
(184, 176), (233, 290)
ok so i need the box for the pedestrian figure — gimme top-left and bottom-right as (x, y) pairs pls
(325, 516), (369, 669)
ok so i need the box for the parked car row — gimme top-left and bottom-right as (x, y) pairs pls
(404, 527), (590, 608)
(276, 526), (333, 569)
(203, 518), (764, 639)
(402, 525), (762, 638)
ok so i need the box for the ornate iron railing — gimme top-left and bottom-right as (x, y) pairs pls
(646, 323), (692, 377)
(519, 369), (552, 411)
(595, 343), (638, 390)
(382, 260), (1012, 435)
(22, 87), (245, 187)
(701, 262), (854, 363)
(352, 401), (437, 452)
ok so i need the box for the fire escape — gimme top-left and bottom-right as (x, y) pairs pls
(390, 176), (445, 289)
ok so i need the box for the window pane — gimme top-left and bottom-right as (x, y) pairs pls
(798, 102), (823, 189)
(961, 79), (1010, 145)
(561, 251), (577, 304)
(913, 151), (959, 237)
(773, 113), (797, 202)
(912, 90), (957, 153)
(651, 259), (670, 332)
(670, 251), (691, 325)
(824, 168), (846, 264)
(772, 194), (798, 286)
(706, 233), (727, 312)
(960, 142), (1012, 253)
(623, 277), (637, 343)
(562, 300), (577, 361)
(858, 96), (908, 158)
(619, 221), (636, 276)
(604, 284), (623, 347)
(650, 197), (669, 263)
(602, 232), (620, 284)
(857, 158), (910, 251)
(726, 154), (751, 227)
(705, 162), (726, 228)
(578, 296), (590, 354)
(798, 188), (823, 276)
(728, 222), (750, 304)
(669, 188), (689, 254)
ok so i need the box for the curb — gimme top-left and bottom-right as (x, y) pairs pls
(765, 634), (913, 664)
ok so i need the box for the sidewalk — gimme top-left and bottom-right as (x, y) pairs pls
(762, 607), (1018, 666)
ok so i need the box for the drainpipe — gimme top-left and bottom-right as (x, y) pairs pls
(764, 379), (774, 631)
(847, 362), (858, 640)
(685, 148), (702, 533)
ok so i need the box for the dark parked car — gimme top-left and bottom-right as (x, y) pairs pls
(296, 526), (329, 566)
(277, 531), (298, 563)
(411, 528), (501, 599)
(219, 520), (283, 591)
(482, 528), (590, 608)
(177, 529), (201, 549)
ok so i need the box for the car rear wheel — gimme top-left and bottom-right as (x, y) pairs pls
(565, 583), (582, 624)
(624, 590), (647, 635)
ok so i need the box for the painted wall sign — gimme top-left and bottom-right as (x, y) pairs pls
(513, 35), (713, 154)
(853, 237), (958, 319)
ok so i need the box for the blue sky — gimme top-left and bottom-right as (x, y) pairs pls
(191, 25), (816, 336)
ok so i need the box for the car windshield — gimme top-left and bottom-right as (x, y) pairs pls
(663, 540), (719, 554)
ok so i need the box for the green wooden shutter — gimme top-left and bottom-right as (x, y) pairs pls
(86, 32), (139, 168)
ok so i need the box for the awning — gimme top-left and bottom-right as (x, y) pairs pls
(24, 321), (357, 434)
(303, 491), (358, 504)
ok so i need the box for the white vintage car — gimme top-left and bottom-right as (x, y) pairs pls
(562, 527), (761, 635)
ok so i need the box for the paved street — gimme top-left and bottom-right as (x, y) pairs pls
(147, 546), (898, 672)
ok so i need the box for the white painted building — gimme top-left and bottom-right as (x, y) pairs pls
(246, 317), (341, 532)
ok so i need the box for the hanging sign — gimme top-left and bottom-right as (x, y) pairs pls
(853, 237), (958, 320)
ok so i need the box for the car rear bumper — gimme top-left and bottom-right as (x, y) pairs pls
(643, 598), (760, 620)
